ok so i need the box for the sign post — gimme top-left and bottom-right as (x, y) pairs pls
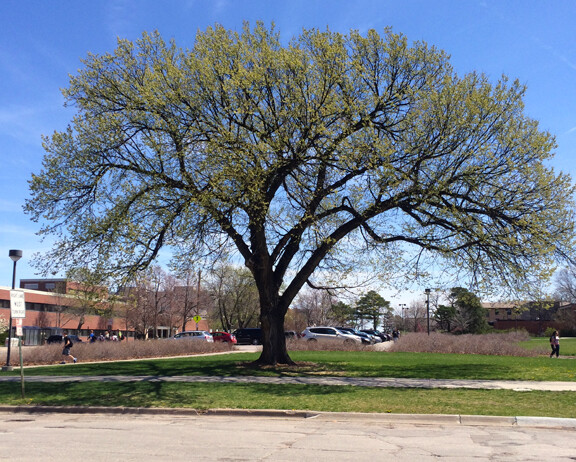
(10, 290), (26, 397)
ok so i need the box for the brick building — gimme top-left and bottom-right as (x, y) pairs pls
(0, 279), (130, 345)
(1, 278), (211, 345)
(482, 301), (575, 335)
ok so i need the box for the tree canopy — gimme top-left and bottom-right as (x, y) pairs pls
(355, 290), (390, 329)
(27, 23), (576, 364)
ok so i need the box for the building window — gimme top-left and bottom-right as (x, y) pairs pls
(45, 283), (56, 290)
(24, 283), (38, 290)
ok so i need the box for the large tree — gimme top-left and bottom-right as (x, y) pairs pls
(26, 24), (575, 365)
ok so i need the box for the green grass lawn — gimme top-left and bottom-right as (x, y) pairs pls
(1, 380), (574, 418)
(1, 350), (574, 417)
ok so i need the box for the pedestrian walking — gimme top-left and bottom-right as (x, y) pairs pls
(549, 330), (560, 358)
(61, 332), (77, 364)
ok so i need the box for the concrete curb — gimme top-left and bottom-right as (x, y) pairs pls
(1, 405), (575, 429)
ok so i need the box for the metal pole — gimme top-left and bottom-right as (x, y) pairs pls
(4, 250), (22, 372)
(4, 259), (17, 369)
(425, 289), (431, 336)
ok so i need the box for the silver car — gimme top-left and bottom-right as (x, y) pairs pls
(173, 331), (214, 342)
(301, 327), (362, 344)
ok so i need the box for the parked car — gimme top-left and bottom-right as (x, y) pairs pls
(173, 331), (214, 342)
(46, 334), (63, 344)
(211, 331), (237, 344)
(360, 329), (389, 342)
(336, 327), (374, 344)
(300, 327), (362, 344)
(46, 334), (83, 344)
(233, 328), (262, 345)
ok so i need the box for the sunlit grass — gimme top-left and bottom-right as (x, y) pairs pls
(0, 381), (574, 418)
(519, 337), (576, 356)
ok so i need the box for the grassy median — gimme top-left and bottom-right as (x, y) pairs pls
(1, 349), (575, 417)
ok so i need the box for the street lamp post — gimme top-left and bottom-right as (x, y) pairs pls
(3, 249), (22, 371)
(425, 288), (431, 335)
(399, 303), (407, 329)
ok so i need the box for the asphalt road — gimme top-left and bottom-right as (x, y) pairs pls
(1, 411), (576, 461)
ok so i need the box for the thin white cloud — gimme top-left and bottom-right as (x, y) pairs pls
(0, 199), (25, 213)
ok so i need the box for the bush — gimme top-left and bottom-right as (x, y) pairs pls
(544, 327), (557, 338)
(388, 331), (547, 356)
(286, 338), (369, 352)
(7, 339), (233, 366)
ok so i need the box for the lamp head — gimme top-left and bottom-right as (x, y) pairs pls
(9, 249), (22, 262)
(425, 288), (431, 294)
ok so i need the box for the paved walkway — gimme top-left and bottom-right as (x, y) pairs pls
(1, 374), (575, 391)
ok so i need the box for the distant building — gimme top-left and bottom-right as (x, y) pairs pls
(1, 279), (129, 345)
(482, 301), (569, 335)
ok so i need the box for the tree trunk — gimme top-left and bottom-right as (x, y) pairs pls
(254, 307), (294, 366)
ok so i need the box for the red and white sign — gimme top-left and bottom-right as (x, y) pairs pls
(15, 318), (23, 337)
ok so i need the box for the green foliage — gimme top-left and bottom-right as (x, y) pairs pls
(434, 304), (457, 332)
(544, 327), (557, 338)
(448, 287), (489, 334)
(330, 301), (355, 325)
(354, 290), (391, 329)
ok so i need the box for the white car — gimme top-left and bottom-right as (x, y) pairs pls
(300, 327), (362, 344)
(173, 331), (214, 342)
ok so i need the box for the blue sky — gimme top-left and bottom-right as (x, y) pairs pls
(1, 0), (575, 300)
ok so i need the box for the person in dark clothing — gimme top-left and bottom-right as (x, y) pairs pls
(550, 330), (560, 358)
(61, 332), (77, 364)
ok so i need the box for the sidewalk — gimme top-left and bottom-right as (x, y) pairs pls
(1, 374), (575, 391)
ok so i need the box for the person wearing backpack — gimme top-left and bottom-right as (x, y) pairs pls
(60, 331), (77, 364)
(549, 330), (560, 358)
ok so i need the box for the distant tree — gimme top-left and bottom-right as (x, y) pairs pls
(173, 269), (211, 332)
(208, 265), (260, 331)
(294, 289), (335, 327)
(124, 266), (175, 339)
(26, 24), (576, 365)
(355, 291), (391, 329)
(555, 264), (576, 303)
(66, 267), (115, 330)
(434, 304), (456, 332)
(406, 302), (427, 332)
(448, 287), (488, 334)
(330, 301), (355, 326)
(284, 307), (308, 333)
